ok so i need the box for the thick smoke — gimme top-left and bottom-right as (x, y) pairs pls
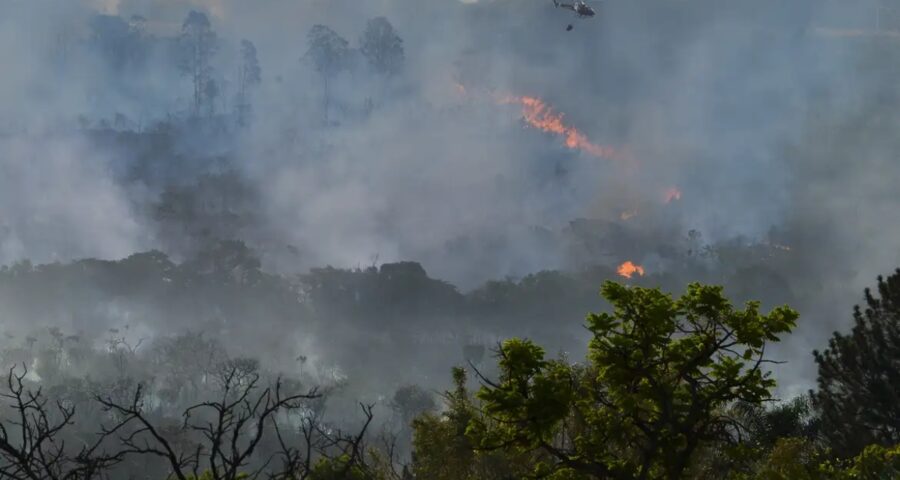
(2, 0), (900, 396)
(0, 134), (149, 265)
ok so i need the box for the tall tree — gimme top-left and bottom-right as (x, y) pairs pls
(305, 25), (349, 123)
(178, 11), (218, 117)
(359, 17), (404, 77)
(234, 39), (261, 126)
(467, 281), (798, 479)
(89, 14), (145, 71)
(812, 270), (900, 457)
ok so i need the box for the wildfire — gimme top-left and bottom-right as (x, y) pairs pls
(620, 210), (637, 221)
(453, 81), (466, 96)
(664, 187), (682, 204)
(617, 261), (645, 279)
(499, 95), (618, 159)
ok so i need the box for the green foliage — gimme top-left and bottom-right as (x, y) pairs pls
(733, 440), (900, 480)
(411, 367), (534, 479)
(835, 444), (900, 479)
(308, 454), (378, 480)
(467, 281), (798, 479)
(737, 437), (829, 480)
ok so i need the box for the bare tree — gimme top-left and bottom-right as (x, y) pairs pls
(0, 365), (124, 480)
(97, 367), (318, 480)
(270, 403), (378, 479)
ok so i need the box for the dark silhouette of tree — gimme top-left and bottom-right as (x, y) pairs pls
(359, 17), (404, 77)
(0, 366), (124, 479)
(272, 403), (381, 479)
(178, 11), (218, 117)
(97, 366), (319, 480)
(304, 25), (350, 123)
(812, 270), (900, 457)
(235, 40), (262, 126)
(89, 15), (132, 70)
(390, 385), (435, 437)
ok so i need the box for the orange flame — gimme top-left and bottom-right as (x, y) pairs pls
(500, 95), (618, 159)
(617, 261), (645, 279)
(664, 187), (682, 204)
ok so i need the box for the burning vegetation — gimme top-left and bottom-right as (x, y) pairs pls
(617, 260), (645, 278)
(500, 94), (619, 160)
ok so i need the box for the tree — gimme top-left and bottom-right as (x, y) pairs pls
(359, 17), (404, 77)
(732, 440), (900, 480)
(0, 366), (124, 479)
(467, 281), (798, 479)
(305, 25), (350, 123)
(178, 11), (218, 117)
(811, 270), (900, 457)
(273, 403), (387, 479)
(235, 40), (262, 126)
(390, 385), (436, 428)
(691, 397), (820, 479)
(89, 15), (136, 70)
(97, 366), (319, 480)
(411, 368), (531, 480)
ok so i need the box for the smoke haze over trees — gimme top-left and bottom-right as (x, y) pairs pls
(1, 0), (900, 476)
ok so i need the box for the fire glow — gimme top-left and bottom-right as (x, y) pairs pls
(664, 187), (682, 204)
(499, 95), (618, 160)
(617, 261), (645, 279)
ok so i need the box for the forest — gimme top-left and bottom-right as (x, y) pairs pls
(3, 0), (900, 478)
(0, 254), (898, 478)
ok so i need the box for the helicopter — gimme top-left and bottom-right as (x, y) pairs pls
(553, 0), (596, 18)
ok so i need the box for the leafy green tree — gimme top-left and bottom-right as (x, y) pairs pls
(832, 444), (900, 479)
(411, 368), (532, 480)
(738, 437), (828, 480)
(812, 271), (900, 457)
(411, 368), (476, 479)
(468, 281), (798, 479)
(691, 396), (820, 479)
(735, 440), (900, 480)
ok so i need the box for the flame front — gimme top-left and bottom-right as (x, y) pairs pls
(500, 95), (618, 159)
(617, 261), (645, 279)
